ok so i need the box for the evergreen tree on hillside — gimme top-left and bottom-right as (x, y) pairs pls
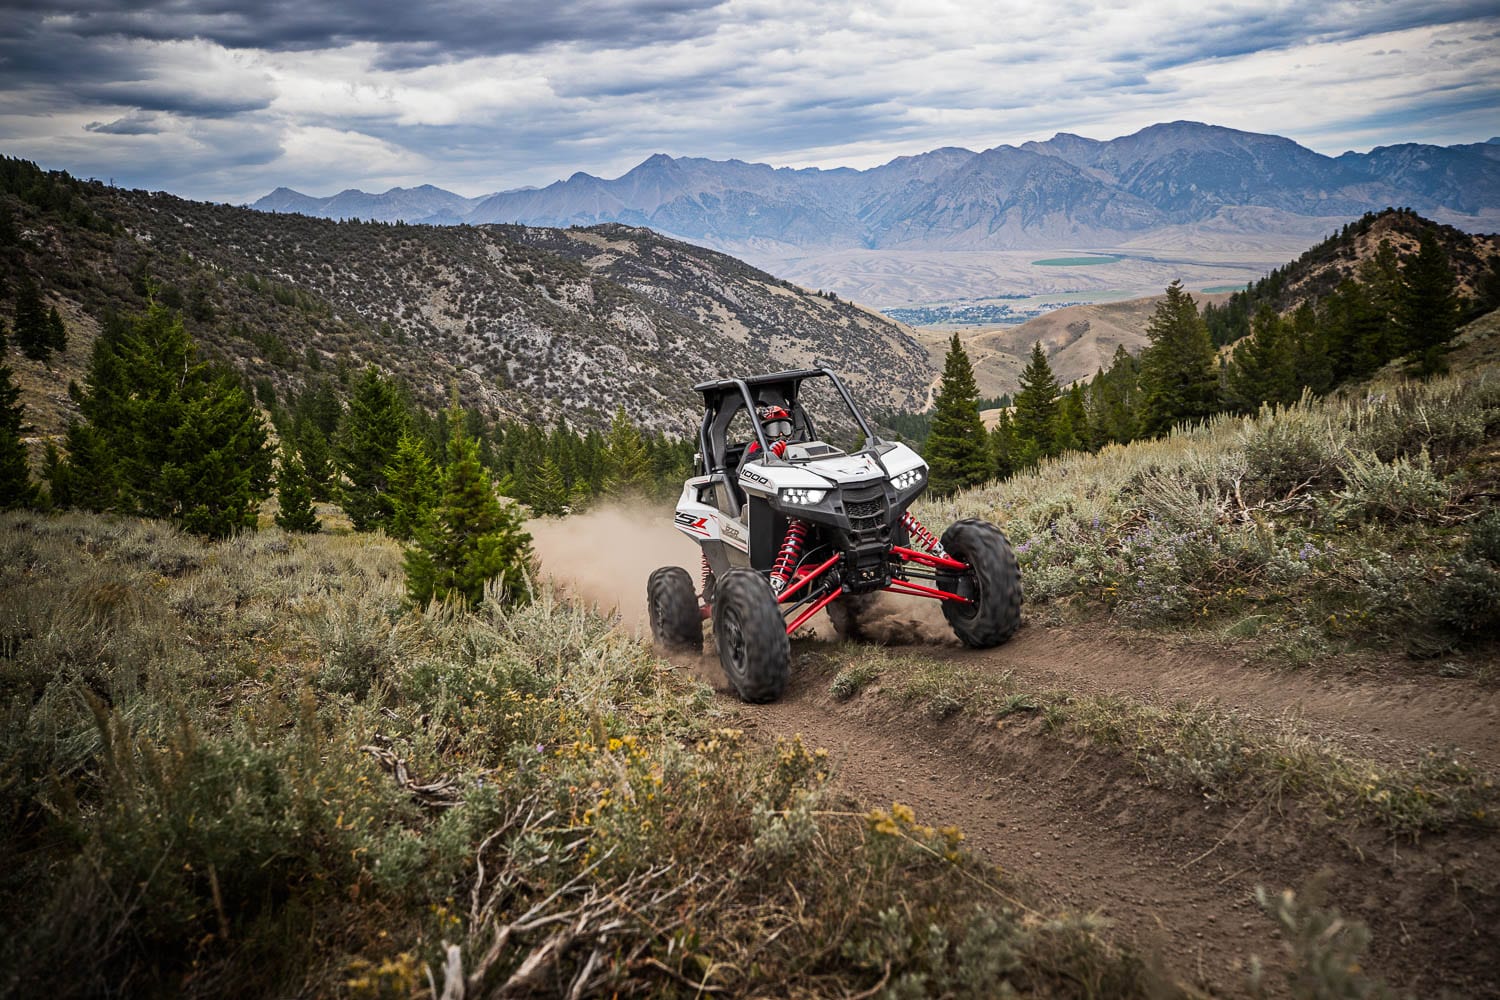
(1224, 304), (1298, 413)
(0, 362), (37, 509)
(45, 306), (66, 356)
(48, 423), (118, 511)
(384, 432), (438, 541)
(1088, 346), (1139, 447)
(336, 366), (408, 532)
(524, 454), (573, 516)
(1053, 384), (1089, 454)
(406, 408), (533, 609)
(603, 405), (652, 496)
(274, 444), (320, 533)
(12, 278), (49, 362)
(925, 334), (992, 496)
(1395, 229), (1461, 376)
(295, 422), (335, 500)
(990, 409), (1018, 481)
(57, 303), (271, 536)
(1011, 342), (1060, 471)
(1137, 281), (1219, 437)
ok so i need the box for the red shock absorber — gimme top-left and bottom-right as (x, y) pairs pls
(769, 519), (809, 593)
(902, 511), (948, 557)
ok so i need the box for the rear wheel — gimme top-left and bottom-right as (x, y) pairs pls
(827, 591), (876, 640)
(648, 566), (702, 653)
(935, 519), (1023, 647)
(713, 569), (790, 703)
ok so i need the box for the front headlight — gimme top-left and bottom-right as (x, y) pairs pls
(890, 467), (924, 491)
(781, 487), (828, 506)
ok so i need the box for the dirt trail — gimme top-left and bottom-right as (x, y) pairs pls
(533, 519), (1500, 995)
(716, 639), (1500, 998)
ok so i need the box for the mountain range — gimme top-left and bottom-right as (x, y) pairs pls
(254, 123), (1500, 259)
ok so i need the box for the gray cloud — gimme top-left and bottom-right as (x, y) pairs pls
(6, 0), (731, 63)
(0, 0), (1496, 205)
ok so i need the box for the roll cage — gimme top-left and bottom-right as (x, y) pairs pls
(692, 367), (881, 481)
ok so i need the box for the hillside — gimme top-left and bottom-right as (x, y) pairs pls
(0, 160), (931, 440)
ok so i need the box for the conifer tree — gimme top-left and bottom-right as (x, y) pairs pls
(58, 303), (271, 536)
(1089, 346), (1139, 446)
(990, 408), (1018, 481)
(1137, 281), (1219, 437)
(274, 444), (320, 533)
(296, 422), (335, 500)
(1395, 229), (1461, 376)
(524, 454), (573, 516)
(335, 366), (408, 531)
(12, 278), (49, 362)
(1011, 342), (1060, 471)
(603, 405), (652, 496)
(1052, 384), (1089, 454)
(384, 431), (438, 540)
(405, 408), (533, 609)
(0, 362), (37, 509)
(1224, 304), (1298, 412)
(45, 306), (66, 356)
(925, 333), (991, 496)
(49, 421), (118, 511)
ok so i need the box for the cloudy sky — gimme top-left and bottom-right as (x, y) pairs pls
(2, 0), (1497, 205)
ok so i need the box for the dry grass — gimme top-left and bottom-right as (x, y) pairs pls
(0, 510), (1170, 998)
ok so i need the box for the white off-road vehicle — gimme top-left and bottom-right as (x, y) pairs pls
(648, 367), (1022, 702)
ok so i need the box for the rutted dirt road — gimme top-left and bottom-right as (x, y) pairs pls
(708, 620), (1500, 998)
(532, 516), (1500, 996)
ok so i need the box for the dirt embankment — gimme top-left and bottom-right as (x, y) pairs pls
(533, 511), (1500, 998)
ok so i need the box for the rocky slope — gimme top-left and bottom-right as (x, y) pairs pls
(1, 163), (931, 436)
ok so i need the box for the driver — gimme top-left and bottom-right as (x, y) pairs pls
(745, 404), (794, 461)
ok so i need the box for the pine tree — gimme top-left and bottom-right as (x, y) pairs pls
(45, 306), (66, 356)
(274, 444), (320, 533)
(1224, 304), (1297, 412)
(1090, 346), (1139, 446)
(12, 278), (49, 362)
(925, 333), (992, 496)
(153, 369), (274, 538)
(990, 408), (1018, 480)
(1011, 342), (1060, 471)
(50, 421), (118, 511)
(0, 362), (37, 509)
(524, 454), (573, 516)
(55, 304), (271, 535)
(336, 366), (408, 531)
(296, 422), (335, 500)
(1137, 281), (1219, 437)
(603, 405), (652, 496)
(1395, 229), (1461, 376)
(384, 431), (438, 541)
(405, 408), (533, 609)
(1052, 384), (1089, 454)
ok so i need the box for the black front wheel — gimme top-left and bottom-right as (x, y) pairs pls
(713, 569), (790, 703)
(935, 519), (1023, 647)
(647, 566), (703, 653)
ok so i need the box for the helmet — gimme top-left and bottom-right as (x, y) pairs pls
(757, 404), (793, 440)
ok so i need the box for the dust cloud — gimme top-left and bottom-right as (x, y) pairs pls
(527, 504), (702, 631)
(527, 504), (960, 650)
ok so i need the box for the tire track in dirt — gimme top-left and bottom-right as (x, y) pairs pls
(848, 597), (1500, 769)
(695, 624), (1500, 998)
